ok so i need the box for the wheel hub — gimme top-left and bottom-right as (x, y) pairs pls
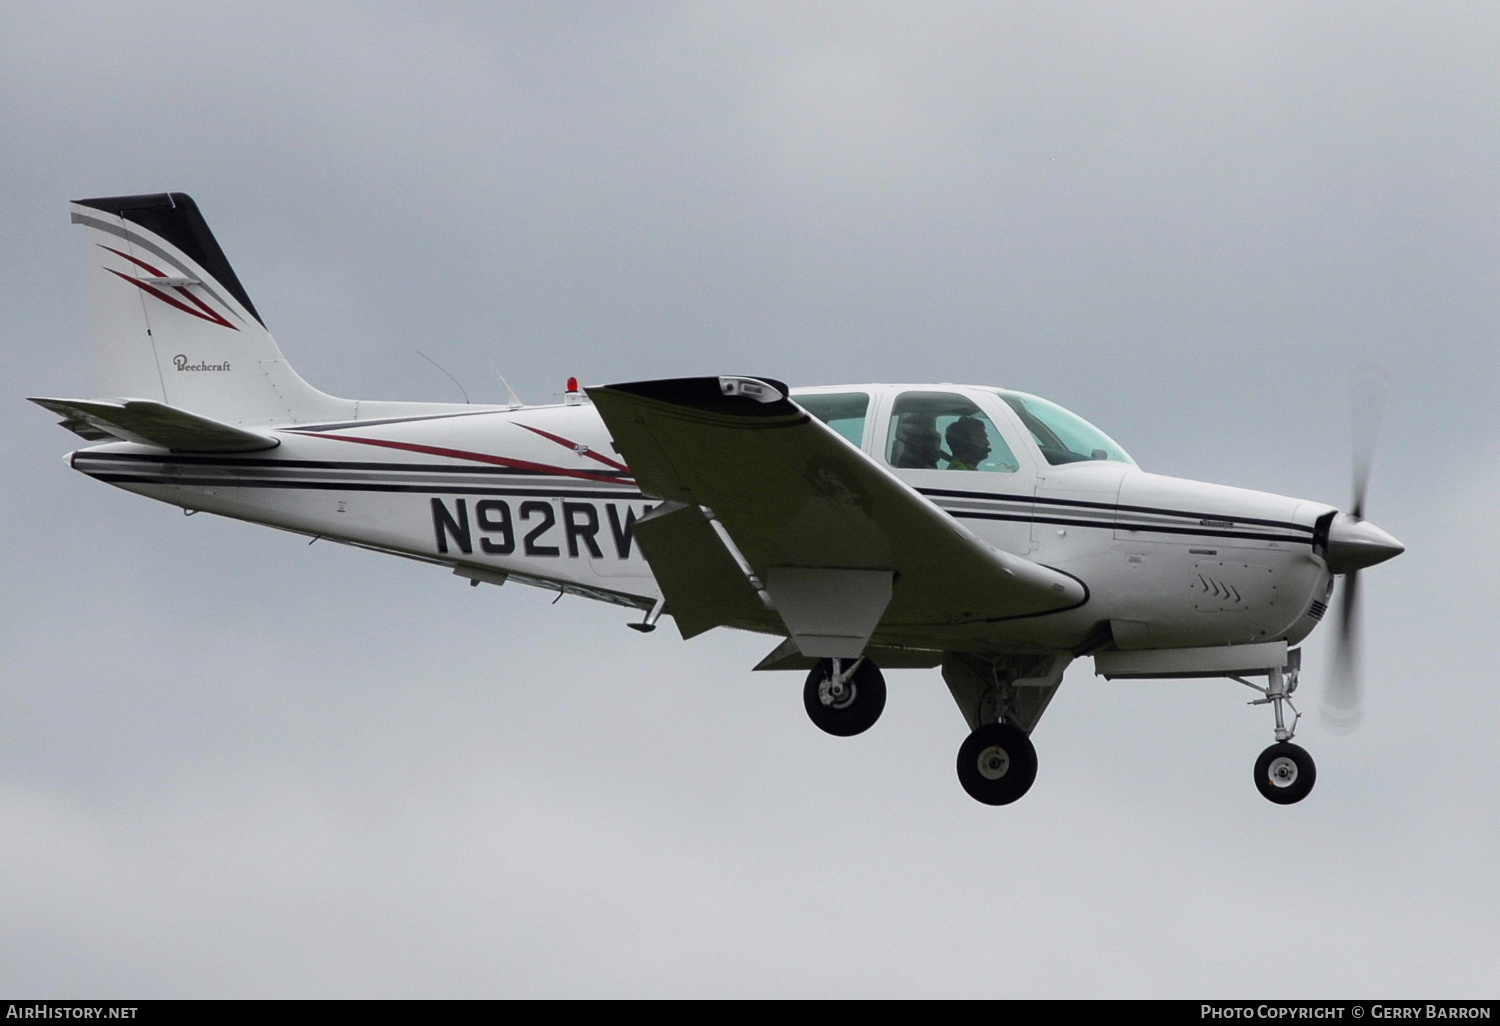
(1267, 755), (1299, 788)
(977, 745), (1011, 780)
(818, 677), (856, 710)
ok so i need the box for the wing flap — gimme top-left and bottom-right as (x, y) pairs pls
(763, 567), (893, 658)
(632, 502), (772, 639)
(752, 637), (943, 672)
(29, 397), (279, 453)
(589, 377), (1086, 646)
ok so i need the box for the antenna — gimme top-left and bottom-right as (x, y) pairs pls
(416, 351), (471, 404)
(487, 358), (525, 409)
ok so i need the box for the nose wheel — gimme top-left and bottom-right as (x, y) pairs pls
(956, 722), (1037, 805)
(803, 657), (887, 737)
(1254, 741), (1316, 804)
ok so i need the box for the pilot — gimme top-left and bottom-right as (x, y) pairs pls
(893, 415), (944, 470)
(945, 416), (991, 471)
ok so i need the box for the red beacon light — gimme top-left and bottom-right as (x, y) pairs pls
(563, 376), (585, 405)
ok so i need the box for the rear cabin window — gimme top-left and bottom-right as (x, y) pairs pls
(885, 391), (1019, 473)
(797, 392), (870, 448)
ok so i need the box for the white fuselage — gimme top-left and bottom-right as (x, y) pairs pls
(71, 383), (1336, 654)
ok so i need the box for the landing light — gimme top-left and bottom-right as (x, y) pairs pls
(719, 376), (783, 403)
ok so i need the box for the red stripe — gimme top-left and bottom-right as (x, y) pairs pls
(171, 284), (235, 328)
(107, 269), (239, 331)
(301, 432), (635, 485)
(101, 244), (237, 330)
(100, 244), (167, 278)
(516, 423), (631, 472)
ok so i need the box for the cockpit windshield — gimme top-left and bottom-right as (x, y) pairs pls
(995, 391), (1136, 467)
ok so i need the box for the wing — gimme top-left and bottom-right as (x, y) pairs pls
(29, 397), (279, 453)
(588, 376), (1085, 655)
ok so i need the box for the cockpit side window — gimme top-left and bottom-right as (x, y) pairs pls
(797, 392), (870, 448)
(997, 391), (1136, 467)
(885, 391), (1019, 473)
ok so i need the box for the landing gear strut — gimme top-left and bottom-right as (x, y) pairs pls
(1235, 658), (1317, 805)
(803, 657), (886, 737)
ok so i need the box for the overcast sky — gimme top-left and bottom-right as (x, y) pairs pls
(0, 1), (1495, 998)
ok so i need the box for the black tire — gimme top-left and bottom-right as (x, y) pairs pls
(1254, 741), (1317, 804)
(802, 658), (886, 737)
(956, 722), (1038, 805)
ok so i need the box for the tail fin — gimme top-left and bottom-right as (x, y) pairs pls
(71, 193), (352, 425)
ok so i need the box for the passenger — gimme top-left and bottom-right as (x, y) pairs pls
(945, 416), (991, 471)
(893, 415), (944, 469)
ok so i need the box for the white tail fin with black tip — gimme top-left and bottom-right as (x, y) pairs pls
(71, 193), (355, 426)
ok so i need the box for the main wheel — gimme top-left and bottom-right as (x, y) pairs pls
(802, 658), (886, 737)
(1254, 741), (1316, 804)
(956, 722), (1037, 805)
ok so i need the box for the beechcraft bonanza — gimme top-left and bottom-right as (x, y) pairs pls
(34, 193), (1405, 805)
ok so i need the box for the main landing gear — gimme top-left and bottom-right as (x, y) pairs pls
(941, 651), (1065, 806)
(956, 722), (1037, 805)
(801, 653), (1041, 803)
(803, 657), (887, 737)
(1236, 658), (1317, 804)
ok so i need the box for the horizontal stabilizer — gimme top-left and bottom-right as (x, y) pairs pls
(29, 397), (279, 452)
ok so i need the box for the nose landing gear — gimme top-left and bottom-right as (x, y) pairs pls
(803, 657), (887, 737)
(1236, 658), (1317, 804)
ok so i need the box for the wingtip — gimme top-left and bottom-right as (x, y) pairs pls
(591, 376), (797, 418)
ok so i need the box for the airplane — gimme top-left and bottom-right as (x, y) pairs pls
(32, 192), (1405, 806)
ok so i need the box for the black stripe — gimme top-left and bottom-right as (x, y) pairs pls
(73, 451), (632, 479)
(918, 486), (1313, 534)
(950, 510), (1310, 545)
(90, 473), (647, 501)
(78, 462), (638, 491)
(87, 467), (1300, 542)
